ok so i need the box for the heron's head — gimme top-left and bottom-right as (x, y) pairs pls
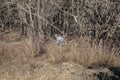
(54, 34), (60, 39)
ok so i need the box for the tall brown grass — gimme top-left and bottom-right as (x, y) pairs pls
(47, 38), (120, 68)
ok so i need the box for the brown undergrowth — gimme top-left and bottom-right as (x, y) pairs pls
(46, 38), (120, 68)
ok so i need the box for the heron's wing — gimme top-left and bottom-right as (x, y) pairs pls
(57, 36), (64, 41)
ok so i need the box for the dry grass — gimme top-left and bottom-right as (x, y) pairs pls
(1, 37), (119, 68)
(0, 38), (119, 80)
(47, 38), (120, 68)
(0, 41), (37, 80)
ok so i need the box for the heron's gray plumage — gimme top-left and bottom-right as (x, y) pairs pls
(54, 34), (64, 46)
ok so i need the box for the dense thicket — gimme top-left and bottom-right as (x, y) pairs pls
(0, 0), (120, 48)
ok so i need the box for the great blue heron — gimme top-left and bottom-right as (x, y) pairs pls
(54, 34), (64, 46)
